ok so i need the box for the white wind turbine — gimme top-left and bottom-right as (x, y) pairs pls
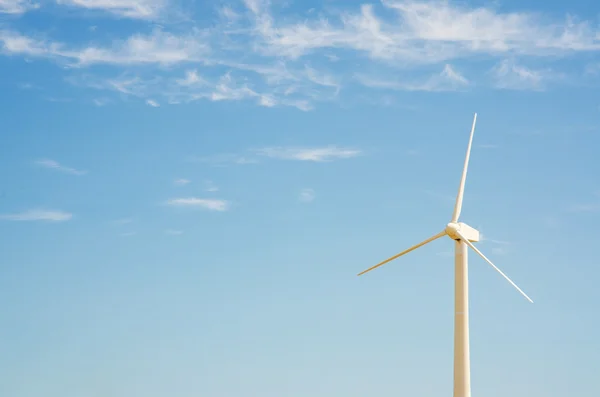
(357, 113), (533, 397)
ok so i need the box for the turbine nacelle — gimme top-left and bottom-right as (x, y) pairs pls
(445, 222), (480, 242)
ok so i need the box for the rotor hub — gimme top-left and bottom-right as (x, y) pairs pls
(445, 222), (461, 240)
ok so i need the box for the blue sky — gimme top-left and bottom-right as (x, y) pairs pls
(2, 0), (600, 396)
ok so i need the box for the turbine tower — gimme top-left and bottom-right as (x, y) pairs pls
(357, 113), (533, 397)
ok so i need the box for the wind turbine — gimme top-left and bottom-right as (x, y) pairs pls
(357, 113), (533, 397)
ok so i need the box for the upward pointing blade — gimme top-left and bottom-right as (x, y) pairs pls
(455, 230), (533, 303)
(451, 113), (477, 223)
(357, 230), (446, 276)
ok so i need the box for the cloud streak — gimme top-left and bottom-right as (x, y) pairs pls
(0, 209), (73, 221)
(490, 59), (558, 91)
(0, 0), (37, 14)
(255, 146), (361, 162)
(55, 0), (167, 20)
(166, 197), (230, 211)
(35, 159), (87, 175)
(299, 188), (315, 203)
(356, 64), (468, 92)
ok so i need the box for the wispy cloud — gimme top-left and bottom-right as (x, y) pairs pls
(166, 197), (230, 211)
(254, 146), (361, 162)
(299, 188), (315, 203)
(478, 144), (499, 149)
(146, 99), (160, 107)
(0, 209), (72, 221)
(2, 1), (600, 108)
(356, 64), (468, 92)
(241, 1), (600, 61)
(0, 28), (209, 67)
(490, 59), (557, 91)
(174, 178), (190, 186)
(480, 234), (511, 255)
(93, 97), (110, 106)
(0, 0), (37, 14)
(55, 0), (167, 20)
(176, 69), (206, 86)
(35, 159), (87, 175)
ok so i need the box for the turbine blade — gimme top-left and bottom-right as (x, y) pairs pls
(455, 230), (533, 303)
(357, 231), (446, 276)
(451, 113), (477, 223)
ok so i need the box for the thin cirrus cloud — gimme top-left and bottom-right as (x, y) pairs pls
(174, 178), (191, 186)
(299, 188), (315, 203)
(35, 159), (87, 175)
(146, 99), (160, 107)
(355, 64), (469, 92)
(166, 197), (230, 211)
(0, 0), (37, 14)
(254, 146), (361, 162)
(55, 0), (168, 20)
(489, 59), (558, 91)
(2, 1), (600, 109)
(0, 209), (73, 221)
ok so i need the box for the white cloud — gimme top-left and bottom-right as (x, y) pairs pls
(356, 64), (468, 91)
(304, 65), (340, 90)
(146, 99), (160, 107)
(35, 159), (87, 175)
(2, 0), (600, 109)
(210, 72), (259, 102)
(219, 5), (240, 24)
(254, 146), (361, 162)
(0, 209), (72, 221)
(165, 229), (183, 235)
(0, 29), (209, 67)
(299, 188), (315, 203)
(56, 0), (167, 20)
(93, 97), (110, 106)
(176, 69), (206, 86)
(174, 178), (190, 186)
(242, 1), (600, 62)
(166, 197), (229, 211)
(70, 69), (313, 111)
(490, 59), (555, 90)
(0, 0), (37, 14)
(478, 144), (499, 149)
